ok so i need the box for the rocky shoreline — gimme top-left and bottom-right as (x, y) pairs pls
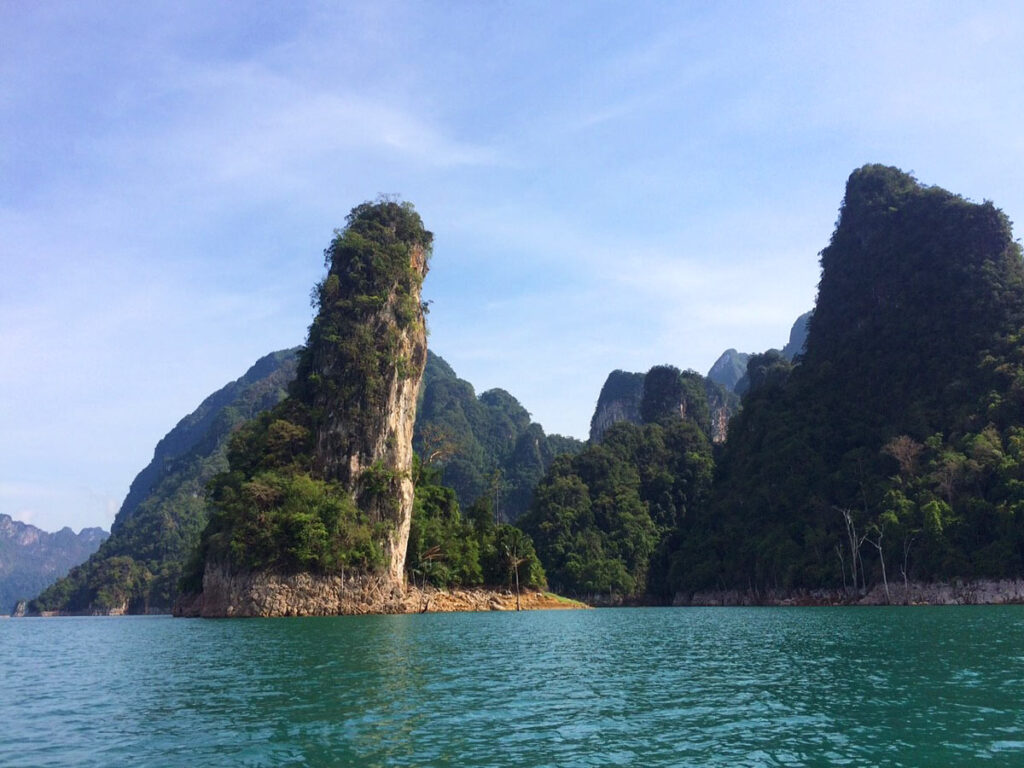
(13, 578), (1024, 617)
(169, 566), (586, 617)
(674, 578), (1024, 606)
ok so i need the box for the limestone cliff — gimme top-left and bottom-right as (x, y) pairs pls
(183, 199), (432, 616)
(588, 370), (645, 442)
(303, 236), (428, 586)
(707, 349), (750, 392)
(589, 367), (736, 444)
(174, 566), (585, 617)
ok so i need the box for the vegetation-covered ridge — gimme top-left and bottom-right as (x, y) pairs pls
(30, 348), (578, 614)
(416, 351), (584, 521)
(525, 165), (1024, 603)
(405, 458), (545, 593)
(521, 365), (717, 599)
(37, 165), (1024, 614)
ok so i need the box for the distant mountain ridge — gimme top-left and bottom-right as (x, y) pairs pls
(706, 349), (750, 392)
(0, 515), (107, 612)
(781, 310), (812, 361)
(707, 311), (812, 395)
(589, 312), (811, 447)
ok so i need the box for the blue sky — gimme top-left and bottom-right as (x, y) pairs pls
(3, 1), (1024, 532)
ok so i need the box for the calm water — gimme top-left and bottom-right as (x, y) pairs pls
(2, 608), (1023, 767)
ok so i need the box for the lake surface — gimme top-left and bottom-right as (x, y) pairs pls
(2, 607), (1023, 767)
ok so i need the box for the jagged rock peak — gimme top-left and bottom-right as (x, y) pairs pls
(781, 311), (812, 361)
(187, 199), (434, 615)
(707, 349), (751, 392)
(589, 370), (645, 442)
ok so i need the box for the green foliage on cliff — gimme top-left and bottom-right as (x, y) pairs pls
(667, 165), (1024, 596)
(35, 346), (571, 613)
(191, 200), (432, 580)
(414, 352), (584, 521)
(291, 200), (432, 451)
(520, 418), (713, 598)
(406, 460), (546, 589)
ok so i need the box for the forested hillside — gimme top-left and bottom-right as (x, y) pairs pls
(526, 165), (1024, 602)
(670, 165), (1024, 597)
(520, 365), (715, 599)
(416, 352), (583, 521)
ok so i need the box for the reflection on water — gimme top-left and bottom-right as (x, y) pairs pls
(2, 607), (1023, 767)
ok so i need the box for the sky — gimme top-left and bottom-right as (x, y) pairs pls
(3, 1), (1024, 533)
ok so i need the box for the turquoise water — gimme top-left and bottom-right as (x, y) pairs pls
(2, 608), (1023, 767)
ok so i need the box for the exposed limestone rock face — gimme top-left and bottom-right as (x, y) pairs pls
(174, 565), (585, 617)
(708, 401), (730, 443)
(184, 566), (406, 617)
(589, 370), (645, 442)
(309, 240), (429, 587)
(703, 381), (735, 444)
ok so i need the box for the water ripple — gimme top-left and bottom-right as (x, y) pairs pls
(2, 607), (1023, 766)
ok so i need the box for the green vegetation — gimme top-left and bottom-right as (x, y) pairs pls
(289, 200), (432, 482)
(38, 165), (1024, 613)
(189, 199), (431, 580)
(521, 376), (714, 598)
(523, 166), (1024, 602)
(34, 346), (573, 613)
(666, 165), (1024, 597)
(406, 459), (546, 590)
(415, 352), (584, 521)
